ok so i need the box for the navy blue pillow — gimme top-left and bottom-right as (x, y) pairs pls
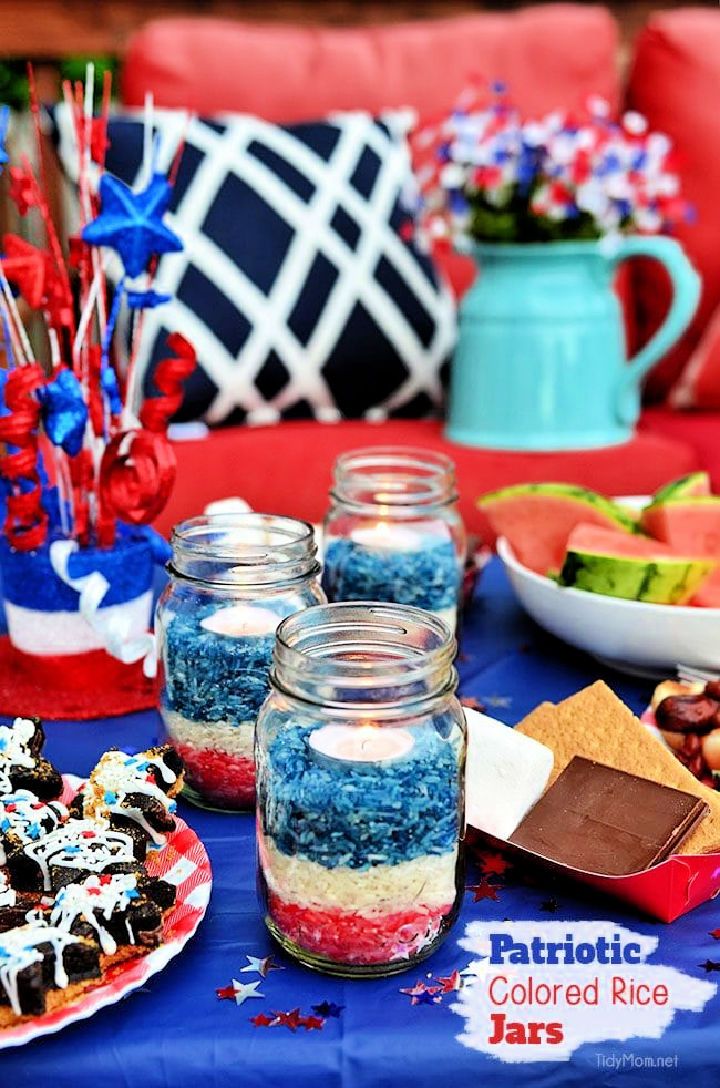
(54, 107), (456, 425)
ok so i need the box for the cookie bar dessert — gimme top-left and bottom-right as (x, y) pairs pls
(0, 734), (183, 1027)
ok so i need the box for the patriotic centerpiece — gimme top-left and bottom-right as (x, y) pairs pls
(415, 82), (699, 452)
(0, 68), (195, 718)
(410, 82), (690, 245)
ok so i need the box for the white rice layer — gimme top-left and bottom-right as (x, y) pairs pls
(259, 832), (458, 913)
(161, 708), (255, 761)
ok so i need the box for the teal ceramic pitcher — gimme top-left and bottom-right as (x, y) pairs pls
(446, 238), (701, 450)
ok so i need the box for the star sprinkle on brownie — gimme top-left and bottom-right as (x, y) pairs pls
(77, 747), (184, 848)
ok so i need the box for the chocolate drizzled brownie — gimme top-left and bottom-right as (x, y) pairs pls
(0, 718), (62, 801)
(0, 742), (185, 1025)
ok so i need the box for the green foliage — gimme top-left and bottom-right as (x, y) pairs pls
(467, 187), (602, 244)
(0, 57), (117, 112)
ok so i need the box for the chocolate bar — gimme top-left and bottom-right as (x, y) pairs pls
(0, 718), (63, 801)
(509, 756), (709, 876)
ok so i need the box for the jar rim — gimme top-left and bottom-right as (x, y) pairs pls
(273, 601), (457, 710)
(171, 513), (319, 586)
(331, 446), (458, 511)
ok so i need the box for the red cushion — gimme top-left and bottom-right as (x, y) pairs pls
(122, 8), (620, 124)
(627, 10), (720, 401)
(156, 420), (698, 538)
(640, 406), (720, 487)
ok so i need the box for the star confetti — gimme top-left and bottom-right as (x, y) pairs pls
(709, 929), (720, 941)
(312, 1001), (344, 1018)
(273, 1008), (304, 1031)
(467, 880), (499, 902)
(250, 1013), (276, 1027)
(700, 960), (720, 973)
(436, 970), (463, 994)
(300, 1015), (325, 1031)
(399, 980), (441, 1006)
(239, 954), (284, 978)
(216, 979), (265, 1005)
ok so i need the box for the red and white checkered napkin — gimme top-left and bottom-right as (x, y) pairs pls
(0, 775), (213, 1050)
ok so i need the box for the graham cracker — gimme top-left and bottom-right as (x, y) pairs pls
(516, 680), (720, 855)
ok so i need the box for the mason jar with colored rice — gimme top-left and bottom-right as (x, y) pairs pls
(156, 514), (325, 810)
(255, 602), (466, 976)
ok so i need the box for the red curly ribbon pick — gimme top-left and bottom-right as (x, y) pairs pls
(99, 429), (177, 526)
(139, 333), (196, 433)
(69, 449), (94, 548)
(0, 364), (48, 551)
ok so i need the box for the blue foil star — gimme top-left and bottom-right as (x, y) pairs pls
(82, 172), (183, 278)
(38, 368), (88, 456)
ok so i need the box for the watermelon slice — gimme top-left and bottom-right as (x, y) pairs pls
(640, 495), (720, 608)
(558, 524), (716, 605)
(477, 483), (636, 575)
(649, 472), (711, 505)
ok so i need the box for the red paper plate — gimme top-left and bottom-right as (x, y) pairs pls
(0, 775), (212, 1049)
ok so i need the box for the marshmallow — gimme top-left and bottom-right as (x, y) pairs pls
(464, 707), (554, 840)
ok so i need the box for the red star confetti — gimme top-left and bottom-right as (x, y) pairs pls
(216, 984), (237, 1001)
(436, 970), (463, 994)
(273, 1008), (304, 1031)
(709, 929), (720, 940)
(239, 954), (284, 977)
(467, 880), (499, 902)
(250, 1013), (276, 1027)
(299, 1015), (325, 1031)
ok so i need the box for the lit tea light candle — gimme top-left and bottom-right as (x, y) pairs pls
(309, 723), (414, 763)
(350, 522), (424, 553)
(200, 605), (280, 638)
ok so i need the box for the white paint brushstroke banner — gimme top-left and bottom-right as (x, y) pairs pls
(452, 920), (716, 1063)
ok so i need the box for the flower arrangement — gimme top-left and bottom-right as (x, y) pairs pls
(0, 66), (195, 715)
(411, 82), (691, 247)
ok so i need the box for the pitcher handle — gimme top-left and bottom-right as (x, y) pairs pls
(607, 235), (701, 423)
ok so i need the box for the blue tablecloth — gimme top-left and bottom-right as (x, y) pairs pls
(3, 559), (719, 1087)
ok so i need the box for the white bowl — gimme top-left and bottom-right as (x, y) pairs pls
(497, 536), (720, 678)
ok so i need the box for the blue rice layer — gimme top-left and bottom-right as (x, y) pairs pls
(260, 721), (461, 869)
(163, 602), (276, 724)
(321, 536), (459, 611)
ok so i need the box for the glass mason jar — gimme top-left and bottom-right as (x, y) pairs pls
(322, 447), (467, 633)
(156, 514), (325, 811)
(256, 602), (466, 977)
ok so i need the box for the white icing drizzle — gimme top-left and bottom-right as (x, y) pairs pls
(0, 718), (46, 800)
(0, 765), (12, 798)
(0, 872), (16, 909)
(0, 923), (82, 1014)
(0, 790), (68, 864)
(84, 751), (177, 847)
(23, 821), (135, 892)
(50, 874), (140, 956)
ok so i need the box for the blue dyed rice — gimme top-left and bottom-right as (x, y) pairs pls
(321, 536), (459, 610)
